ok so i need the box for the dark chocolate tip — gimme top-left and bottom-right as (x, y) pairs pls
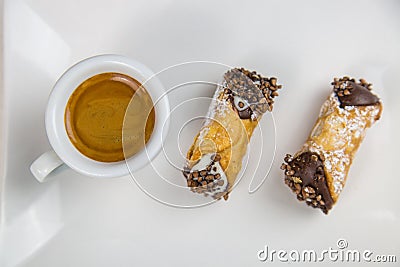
(223, 68), (281, 120)
(282, 152), (333, 214)
(332, 77), (380, 108)
(238, 108), (252, 119)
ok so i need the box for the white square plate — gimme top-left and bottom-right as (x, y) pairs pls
(1, 0), (399, 266)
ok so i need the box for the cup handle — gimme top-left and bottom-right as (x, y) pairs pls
(30, 150), (64, 182)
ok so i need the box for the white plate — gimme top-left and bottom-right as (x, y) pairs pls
(124, 62), (276, 207)
(1, 0), (400, 266)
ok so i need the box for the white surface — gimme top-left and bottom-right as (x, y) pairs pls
(1, 0), (400, 266)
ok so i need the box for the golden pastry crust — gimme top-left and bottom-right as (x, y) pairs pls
(300, 93), (382, 202)
(184, 68), (281, 199)
(282, 77), (382, 214)
(186, 91), (257, 191)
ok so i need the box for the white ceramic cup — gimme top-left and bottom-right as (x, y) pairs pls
(30, 54), (170, 182)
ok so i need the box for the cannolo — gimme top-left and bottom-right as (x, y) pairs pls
(182, 68), (282, 199)
(282, 77), (382, 214)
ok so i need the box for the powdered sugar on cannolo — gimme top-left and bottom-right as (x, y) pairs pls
(183, 68), (282, 200)
(282, 77), (382, 214)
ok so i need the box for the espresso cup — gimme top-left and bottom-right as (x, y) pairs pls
(30, 55), (170, 182)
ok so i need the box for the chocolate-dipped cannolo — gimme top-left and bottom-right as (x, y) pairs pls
(282, 77), (382, 214)
(183, 68), (282, 199)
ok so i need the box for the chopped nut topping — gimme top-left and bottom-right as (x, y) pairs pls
(292, 176), (302, 184)
(282, 152), (333, 214)
(182, 153), (228, 200)
(222, 68), (282, 120)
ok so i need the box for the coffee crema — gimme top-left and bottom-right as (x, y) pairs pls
(65, 72), (155, 162)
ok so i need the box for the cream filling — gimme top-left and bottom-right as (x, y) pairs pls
(190, 153), (229, 197)
(233, 95), (250, 111)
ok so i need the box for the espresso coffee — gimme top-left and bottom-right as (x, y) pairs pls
(65, 72), (155, 162)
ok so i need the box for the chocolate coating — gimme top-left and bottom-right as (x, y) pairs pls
(338, 81), (379, 107)
(238, 108), (252, 119)
(283, 152), (333, 214)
